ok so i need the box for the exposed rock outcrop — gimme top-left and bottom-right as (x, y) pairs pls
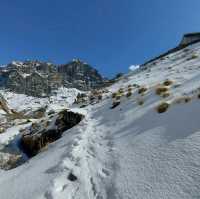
(180, 32), (200, 46)
(0, 152), (21, 170)
(0, 59), (106, 97)
(57, 59), (104, 90)
(21, 110), (84, 157)
(142, 32), (200, 67)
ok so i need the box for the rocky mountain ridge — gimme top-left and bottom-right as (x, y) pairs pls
(0, 59), (105, 97)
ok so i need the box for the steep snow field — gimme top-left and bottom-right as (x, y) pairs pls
(1, 42), (200, 199)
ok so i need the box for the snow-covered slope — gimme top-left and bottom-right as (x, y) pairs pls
(1, 42), (200, 199)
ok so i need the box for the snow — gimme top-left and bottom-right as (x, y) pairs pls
(1, 41), (200, 198)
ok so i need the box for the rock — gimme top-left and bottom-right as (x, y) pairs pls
(68, 172), (77, 181)
(0, 152), (21, 170)
(57, 59), (104, 90)
(0, 59), (106, 96)
(110, 101), (120, 109)
(180, 32), (200, 46)
(21, 109), (84, 157)
(26, 107), (47, 119)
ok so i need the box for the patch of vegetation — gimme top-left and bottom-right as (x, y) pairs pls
(187, 54), (198, 61)
(118, 88), (124, 94)
(163, 79), (173, 86)
(138, 87), (147, 94)
(156, 102), (170, 113)
(133, 83), (140, 88)
(137, 99), (144, 106)
(115, 94), (121, 101)
(161, 92), (170, 98)
(174, 96), (191, 104)
(112, 92), (117, 99)
(126, 92), (132, 98)
(155, 86), (169, 95)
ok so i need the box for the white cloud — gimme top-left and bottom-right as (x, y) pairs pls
(129, 65), (140, 71)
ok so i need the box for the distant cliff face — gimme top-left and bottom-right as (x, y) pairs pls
(0, 59), (105, 97)
(180, 33), (200, 46)
(57, 59), (104, 90)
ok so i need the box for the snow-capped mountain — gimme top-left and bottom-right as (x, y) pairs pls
(0, 59), (105, 97)
(1, 33), (200, 199)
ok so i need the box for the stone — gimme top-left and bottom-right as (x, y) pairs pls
(21, 109), (84, 157)
(0, 59), (106, 97)
(68, 172), (77, 181)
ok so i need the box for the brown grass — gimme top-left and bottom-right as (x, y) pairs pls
(118, 88), (124, 94)
(138, 99), (144, 106)
(138, 87), (147, 94)
(163, 79), (173, 86)
(126, 92), (132, 98)
(112, 93), (117, 98)
(156, 102), (170, 113)
(174, 96), (191, 104)
(115, 95), (121, 101)
(161, 92), (170, 98)
(155, 86), (169, 95)
(128, 87), (132, 92)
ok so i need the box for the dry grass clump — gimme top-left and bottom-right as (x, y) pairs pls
(118, 88), (124, 94)
(156, 102), (170, 113)
(174, 96), (191, 104)
(137, 99), (144, 106)
(112, 92), (117, 99)
(128, 87), (132, 92)
(163, 79), (173, 86)
(138, 87), (147, 94)
(155, 86), (169, 95)
(126, 92), (132, 98)
(128, 84), (132, 88)
(133, 83), (140, 88)
(98, 95), (102, 100)
(115, 94), (121, 101)
(191, 54), (198, 59)
(161, 92), (170, 98)
(187, 54), (198, 61)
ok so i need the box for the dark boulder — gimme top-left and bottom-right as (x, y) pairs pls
(21, 110), (84, 157)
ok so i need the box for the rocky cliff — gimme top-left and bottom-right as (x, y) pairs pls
(0, 59), (105, 97)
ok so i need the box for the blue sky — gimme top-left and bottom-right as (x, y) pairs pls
(1, 0), (200, 77)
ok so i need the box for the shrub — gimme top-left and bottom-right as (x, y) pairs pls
(138, 87), (147, 94)
(161, 92), (170, 98)
(163, 79), (173, 86)
(187, 54), (198, 61)
(156, 102), (170, 113)
(138, 99), (144, 106)
(112, 92), (117, 98)
(184, 97), (191, 103)
(98, 95), (102, 100)
(116, 95), (121, 101)
(174, 96), (191, 104)
(118, 88), (124, 94)
(191, 54), (198, 59)
(126, 92), (132, 98)
(133, 83), (140, 88)
(155, 86), (169, 95)
(128, 87), (132, 92)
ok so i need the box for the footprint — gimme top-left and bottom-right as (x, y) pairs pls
(101, 168), (110, 177)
